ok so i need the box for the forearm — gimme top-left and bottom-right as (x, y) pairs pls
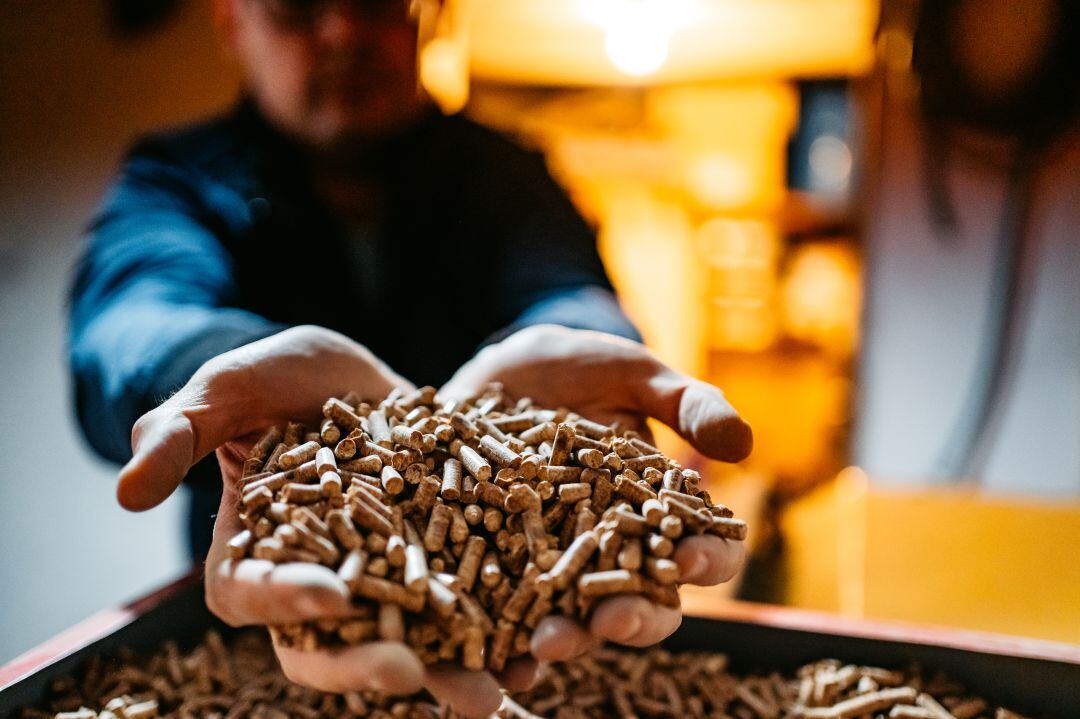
(70, 300), (284, 463)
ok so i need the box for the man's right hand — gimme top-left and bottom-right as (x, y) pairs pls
(117, 325), (535, 717)
(118, 325), (411, 512)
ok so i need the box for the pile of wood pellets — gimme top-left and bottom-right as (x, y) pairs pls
(507, 647), (1026, 719)
(229, 386), (747, 671)
(26, 630), (1032, 719)
(22, 630), (434, 719)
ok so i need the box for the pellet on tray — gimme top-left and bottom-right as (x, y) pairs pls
(26, 631), (1033, 719)
(25, 630), (445, 719)
(506, 649), (1032, 719)
(229, 385), (749, 671)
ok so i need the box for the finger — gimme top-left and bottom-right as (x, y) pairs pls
(639, 370), (753, 463)
(203, 468), (355, 626)
(529, 615), (597, 661)
(589, 595), (682, 647)
(207, 465), (245, 546)
(496, 657), (540, 692)
(117, 407), (200, 511)
(205, 560), (354, 626)
(274, 641), (425, 695)
(218, 440), (254, 478)
(673, 534), (746, 586)
(216, 447), (245, 484)
(425, 665), (504, 718)
(117, 376), (271, 512)
(118, 327), (414, 512)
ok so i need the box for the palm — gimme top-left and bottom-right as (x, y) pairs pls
(440, 325), (750, 663)
(119, 326), (533, 717)
(442, 325), (752, 461)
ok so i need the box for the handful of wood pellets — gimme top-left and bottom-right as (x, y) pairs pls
(228, 385), (747, 671)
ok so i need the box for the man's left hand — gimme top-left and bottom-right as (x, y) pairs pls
(439, 324), (752, 661)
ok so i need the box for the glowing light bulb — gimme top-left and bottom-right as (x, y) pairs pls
(583, 0), (695, 78)
(604, 16), (670, 77)
(808, 134), (853, 192)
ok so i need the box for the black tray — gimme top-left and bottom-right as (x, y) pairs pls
(2, 575), (1078, 718)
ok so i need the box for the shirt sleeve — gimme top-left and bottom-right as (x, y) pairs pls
(68, 144), (285, 464)
(485, 285), (641, 345)
(477, 132), (642, 346)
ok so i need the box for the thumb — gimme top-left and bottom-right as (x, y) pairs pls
(117, 405), (200, 511)
(641, 369), (753, 463)
(117, 376), (261, 512)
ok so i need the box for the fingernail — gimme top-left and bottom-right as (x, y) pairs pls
(525, 663), (543, 689)
(685, 551), (709, 582)
(531, 620), (558, 647)
(297, 593), (322, 616)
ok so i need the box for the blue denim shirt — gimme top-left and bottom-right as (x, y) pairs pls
(68, 101), (639, 554)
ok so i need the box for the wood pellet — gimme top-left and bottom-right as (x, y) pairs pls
(506, 650), (1031, 719)
(229, 385), (748, 672)
(24, 630), (1034, 719)
(23, 630), (443, 719)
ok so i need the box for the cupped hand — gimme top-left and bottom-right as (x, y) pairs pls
(206, 466), (536, 717)
(118, 324), (411, 512)
(117, 325), (522, 717)
(440, 324), (751, 661)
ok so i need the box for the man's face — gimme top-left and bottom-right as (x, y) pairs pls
(220, 0), (427, 147)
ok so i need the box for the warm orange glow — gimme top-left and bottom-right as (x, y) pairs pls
(781, 473), (1080, 643)
(421, 38), (470, 113)
(462, 7), (874, 501)
(595, 185), (707, 378)
(417, 0), (472, 113)
(697, 218), (779, 264)
(709, 351), (852, 486)
(877, 26), (914, 74)
(687, 153), (754, 208)
(469, 84), (794, 379)
(780, 242), (861, 357)
(467, 0), (877, 86)
(581, 0), (697, 78)
(697, 218), (780, 351)
(649, 84), (797, 213)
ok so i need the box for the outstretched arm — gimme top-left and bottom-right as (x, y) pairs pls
(69, 147), (284, 464)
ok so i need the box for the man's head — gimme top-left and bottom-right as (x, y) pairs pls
(215, 0), (429, 148)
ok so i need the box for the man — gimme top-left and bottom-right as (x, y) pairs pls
(69, 0), (752, 715)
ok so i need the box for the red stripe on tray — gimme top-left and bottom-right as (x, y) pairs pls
(0, 569), (202, 690)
